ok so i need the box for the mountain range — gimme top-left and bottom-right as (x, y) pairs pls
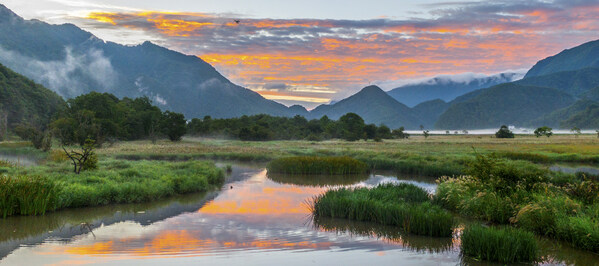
(1, 4), (599, 130)
(387, 72), (523, 107)
(0, 4), (304, 120)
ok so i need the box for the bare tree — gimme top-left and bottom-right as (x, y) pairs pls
(63, 139), (96, 174)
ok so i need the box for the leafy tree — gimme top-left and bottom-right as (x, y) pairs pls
(570, 126), (581, 138)
(161, 111), (187, 141)
(14, 123), (52, 151)
(339, 113), (365, 141)
(363, 124), (377, 140)
(495, 125), (514, 138)
(392, 127), (409, 139)
(376, 125), (392, 139)
(534, 126), (553, 138)
(423, 130), (430, 139)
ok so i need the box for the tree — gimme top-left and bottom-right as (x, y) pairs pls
(392, 127), (409, 139)
(423, 130), (430, 139)
(339, 113), (365, 141)
(446, 130), (450, 135)
(376, 125), (392, 139)
(363, 124), (377, 140)
(495, 125), (514, 138)
(63, 139), (97, 174)
(14, 123), (52, 151)
(534, 126), (553, 138)
(161, 111), (187, 141)
(570, 126), (581, 138)
(462, 130), (469, 135)
(596, 130), (599, 138)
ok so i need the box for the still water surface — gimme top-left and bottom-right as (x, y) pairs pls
(0, 163), (598, 265)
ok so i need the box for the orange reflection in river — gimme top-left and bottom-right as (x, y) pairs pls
(56, 170), (332, 258)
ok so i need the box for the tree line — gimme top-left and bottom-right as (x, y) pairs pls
(16, 92), (187, 149)
(188, 112), (410, 141)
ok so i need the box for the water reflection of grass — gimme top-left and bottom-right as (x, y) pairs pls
(313, 216), (454, 253)
(0, 192), (211, 243)
(267, 173), (370, 187)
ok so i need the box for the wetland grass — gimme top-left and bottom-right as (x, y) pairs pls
(267, 156), (368, 175)
(0, 175), (60, 218)
(461, 224), (538, 263)
(311, 183), (454, 237)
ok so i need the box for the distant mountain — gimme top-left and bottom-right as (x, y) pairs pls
(560, 102), (599, 129)
(525, 39), (599, 78)
(581, 86), (599, 102)
(0, 63), (65, 130)
(0, 4), (301, 119)
(435, 84), (575, 129)
(387, 72), (522, 107)
(411, 99), (449, 129)
(310, 85), (419, 129)
(528, 99), (599, 128)
(517, 68), (599, 96)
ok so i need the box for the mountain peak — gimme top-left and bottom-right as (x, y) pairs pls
(359, 85), (384, 93)
(0, 4), (23, 23)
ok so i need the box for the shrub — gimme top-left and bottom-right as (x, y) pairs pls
(267, 156), (368, 175)
(495, 125), (514, 138)
(512, 203), (557, 235)
(461, 225), (538, 263)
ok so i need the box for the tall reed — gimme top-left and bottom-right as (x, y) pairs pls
(311, 184), (454, 237)
(267, 156), (368, 175)
(461, 224), (538, 263)
(0, 175), (59, 218)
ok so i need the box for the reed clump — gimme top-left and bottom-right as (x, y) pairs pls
(267, 156), (368, 175)
(461, 225), (538, 263)
(0, 175), (60, 218)
(311, 183), (454, 237)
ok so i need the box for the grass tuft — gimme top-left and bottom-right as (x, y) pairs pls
(267, 156), (368, 175)
(461, 224), (538, 263)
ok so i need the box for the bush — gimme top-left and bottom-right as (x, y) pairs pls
(461, 225), (538, 263)
(267, 156), (368, 175)
(495, 125), (514, 138)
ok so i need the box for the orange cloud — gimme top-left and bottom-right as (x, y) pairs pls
(81, 3), (599, 106)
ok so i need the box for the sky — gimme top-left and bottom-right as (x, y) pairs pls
(3, 0), (599, 108)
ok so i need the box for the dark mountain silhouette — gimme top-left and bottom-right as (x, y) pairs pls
(517, 68), (599, 96)
(0, 4), (302, 119)
(435, 84), (575, 129)
(310, 85), (419, 129)
(528, 99), (599, 128)
(525, 39), (599, 78)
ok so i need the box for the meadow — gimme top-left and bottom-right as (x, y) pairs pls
(0, 133), (597, 262)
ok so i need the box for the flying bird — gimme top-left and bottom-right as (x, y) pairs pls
(234, 20), (240, 24)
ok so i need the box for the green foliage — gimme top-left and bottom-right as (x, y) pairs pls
(161, 111), (187, 141)
(560, 103), (599, 129)
(534, 126), (553, 137)
(423, 130), (430, 139)
(3, 160), (224, 212)
(391, 127), (410, 139)
(0, 175), (60, 218)
(188, 113), (395, 141)
(267, 156), (368, 175)
(436, 84), (575, 129)
(339, 113), (365, 141)
(311, 184), (454, 237)
(461, 225), (538, 263)
(51, 92), (183, 145)
(495, 125), (514, 138)
(14, 123), (52, 151)
(0, 63), (65, 132)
